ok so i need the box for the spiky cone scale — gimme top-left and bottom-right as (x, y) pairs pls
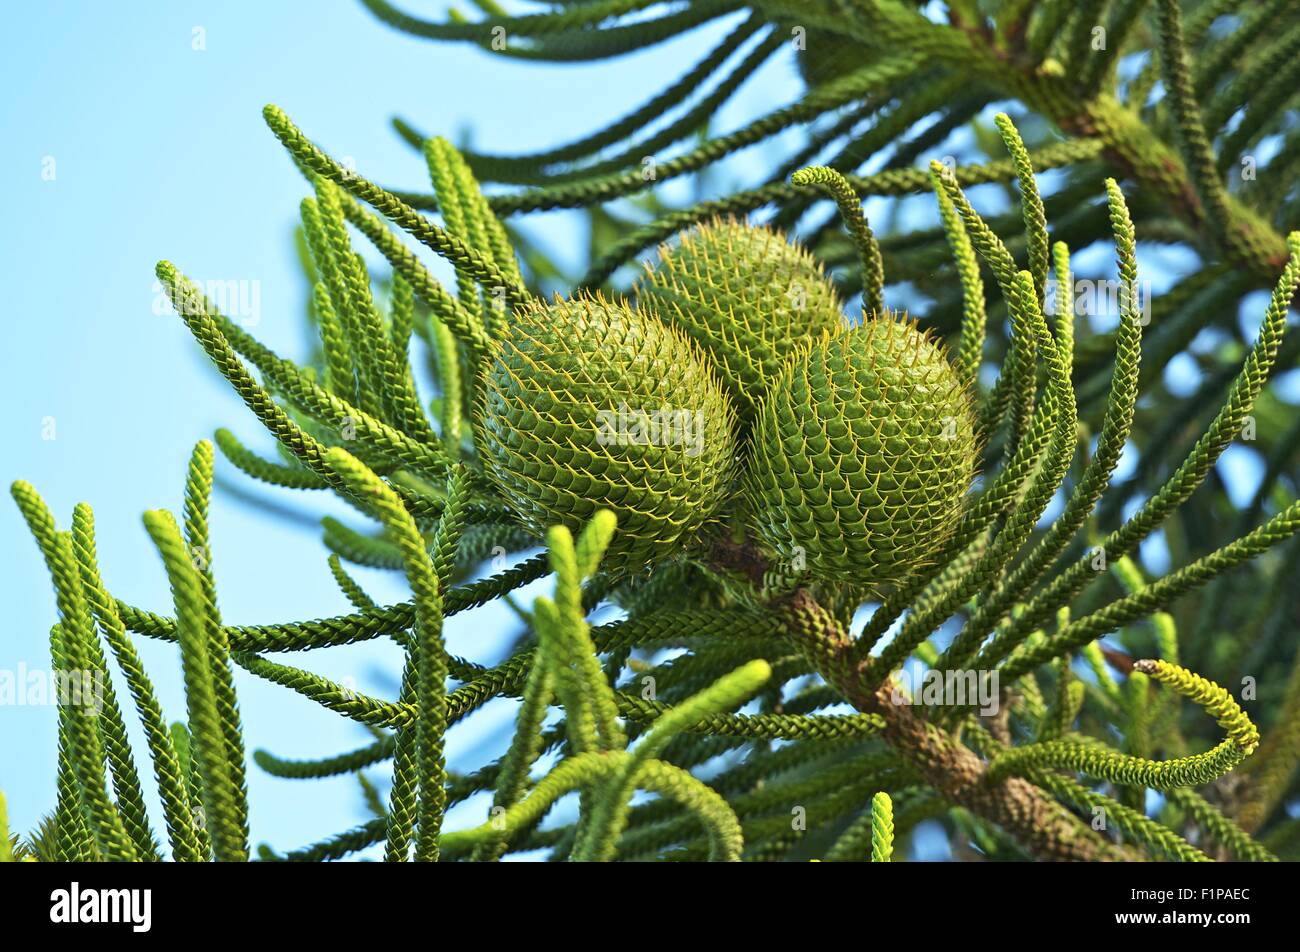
(479, 293), (739, 571)
(744, 313), (978, 587)
(635, 219), (845, 426)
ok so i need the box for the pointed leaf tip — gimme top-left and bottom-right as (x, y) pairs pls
(739, 658), (773, 688)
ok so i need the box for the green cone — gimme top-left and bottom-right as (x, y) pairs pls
(479, 293), (739, 570)
(636, 219), (845, 426)
(744, 313), (978, 586)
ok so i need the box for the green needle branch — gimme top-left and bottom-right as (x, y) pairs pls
(11, 1), (1300, 865)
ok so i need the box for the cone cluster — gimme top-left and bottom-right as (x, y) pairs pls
(479, 221), (977, 581)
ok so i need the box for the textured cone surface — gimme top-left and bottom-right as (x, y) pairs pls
(480, 294), (739, 570)
(636, 219), (844, 424)
(745, 314), (977, 586)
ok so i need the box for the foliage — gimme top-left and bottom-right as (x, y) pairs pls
(8, 0), (1300, 862)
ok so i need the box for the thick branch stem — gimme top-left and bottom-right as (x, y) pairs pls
(783, 589), (1135, 861)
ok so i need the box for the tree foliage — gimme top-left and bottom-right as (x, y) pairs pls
(9, 0), (1300, 862)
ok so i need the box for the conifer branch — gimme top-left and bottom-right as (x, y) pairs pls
(263, 105), (530, 310)
(790, 166), (885, 316)
(12, 485), (139, 862)
(1154, 0), (1232, 245)
(143, 509), (248, 861)
(19, 0), (1300, 865)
